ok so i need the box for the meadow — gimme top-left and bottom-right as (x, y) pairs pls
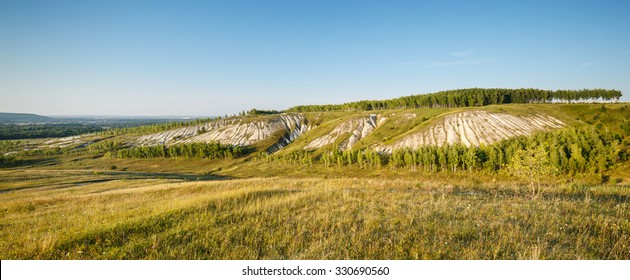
(1, 165), (628, 259)
(1, 101), (629, 259)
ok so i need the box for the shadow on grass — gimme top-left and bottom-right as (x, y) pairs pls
(0, 170), (231, 194)
(414, 184), (630, 204)
(0, 157), (61, 168)
(104, 171), (231, 181)
(542, 191), (630, 203)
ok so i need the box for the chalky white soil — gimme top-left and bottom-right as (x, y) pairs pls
(378, 111), (564, 152)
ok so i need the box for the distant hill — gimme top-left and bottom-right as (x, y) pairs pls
(0, 112), (52, 123)
(125, 103), (629, 155)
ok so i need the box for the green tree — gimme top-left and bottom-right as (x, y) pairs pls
(403, 150), (415, 171)
(463, 147), (478, 172)
(509, 145), (557, 198)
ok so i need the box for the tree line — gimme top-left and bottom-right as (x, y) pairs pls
(100, 118), (216, 137)
(0, 139), (246, 161)
(260, 126), (626, 176)
(0, 124), (103, 140)
(286, 88), (622, 112)
(0, 119), (209, 140)
(113, 142), (246, 160)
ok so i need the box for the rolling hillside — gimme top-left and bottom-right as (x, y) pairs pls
(8, 101), (626, 181)
(0, 112), (52, 123)
(110, 103), (627, 155)
(5, 88), (625, 158)
(2, 89), (629, 260)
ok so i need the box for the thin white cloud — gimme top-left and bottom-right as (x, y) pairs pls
(430, 60), (471, 66)
(451, 50), (474, 58)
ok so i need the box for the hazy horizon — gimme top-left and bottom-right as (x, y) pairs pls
(0, 111), (216, 118)
(2, 0), (630, 116)
(1, 96), (626, 118)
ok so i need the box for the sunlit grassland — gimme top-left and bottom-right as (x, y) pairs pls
(1, 170), (628, 259)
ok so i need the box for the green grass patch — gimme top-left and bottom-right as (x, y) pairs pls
(1, 172), (628, 259)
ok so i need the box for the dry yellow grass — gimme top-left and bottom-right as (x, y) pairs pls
(1, 170), (628, 259)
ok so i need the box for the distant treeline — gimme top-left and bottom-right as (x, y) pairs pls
(286, 88), (622, 112)
(249, 109), (280, 115)
(0, 119), (212, 140)
(0, 112), (51, 123)
(2, 139), (247, 160)
(114, 142), (246, 160)
(0, 124), (103, 140)
(100, 118), (215, 136)
(261, 126), (626, 176)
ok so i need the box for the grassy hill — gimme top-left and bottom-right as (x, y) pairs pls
(1, 91), (629, 260)
(0, 112), (52, 123)
(275, 103), (628, 154)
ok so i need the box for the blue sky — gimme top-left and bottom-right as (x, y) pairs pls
(1, 0), (629, 116)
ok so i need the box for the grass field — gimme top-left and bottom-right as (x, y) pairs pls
(1, 167), (628, 259)
(1, 103), (629, 260)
